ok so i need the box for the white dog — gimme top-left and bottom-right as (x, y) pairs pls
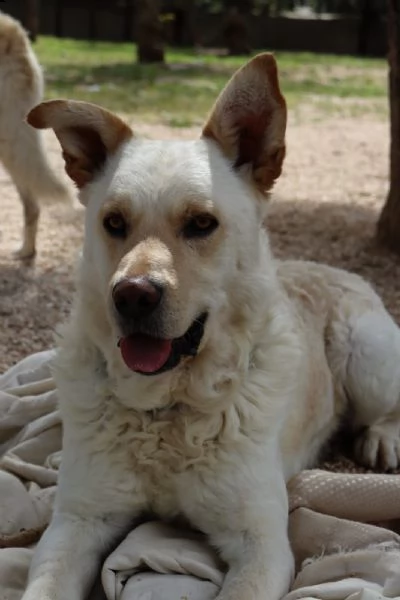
(23, 53), (400, 600)
(0, 12), (70, 258)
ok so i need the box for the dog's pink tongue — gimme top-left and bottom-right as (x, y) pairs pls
(119, 333), (172, 373)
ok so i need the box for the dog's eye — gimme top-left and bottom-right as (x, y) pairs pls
(183, 214), (219, 239)
(103, 213), (127, 238)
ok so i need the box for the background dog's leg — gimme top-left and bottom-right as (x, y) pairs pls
(21, 511), (131, 600)
(13, 187), (39, 259)
(343, 310), (400, 470)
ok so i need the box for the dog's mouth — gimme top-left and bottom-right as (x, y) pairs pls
(118, 313), (208, 376)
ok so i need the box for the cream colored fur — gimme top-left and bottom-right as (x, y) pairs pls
(0, 11), (70, 258)
(22, 54), (400, 600)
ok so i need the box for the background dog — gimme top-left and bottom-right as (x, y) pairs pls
(0, 12), (70, 258)
(22, 54), (400, 600)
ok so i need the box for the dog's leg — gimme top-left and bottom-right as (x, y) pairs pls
(21, 415), (140, 600)
(182, 455), (293, 600)
(13, 187), (39, 259)
(21, 510), (131, 600)
(343, 311), (400, 470)
(213, 531), (293, 600)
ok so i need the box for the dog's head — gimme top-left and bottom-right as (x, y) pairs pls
(28, 53), (286, 379)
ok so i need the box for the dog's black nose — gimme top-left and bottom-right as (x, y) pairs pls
(112, 277), (162, 320)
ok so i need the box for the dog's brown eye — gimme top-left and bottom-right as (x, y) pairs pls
(103, 213), (127, 238)
(183, 214), (219, 239)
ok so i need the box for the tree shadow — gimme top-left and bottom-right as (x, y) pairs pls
(0, 259), (75, 370)
(268, 197), (400, 322)
(45, 60), (232, 89)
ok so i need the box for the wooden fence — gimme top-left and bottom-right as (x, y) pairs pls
(1, 0), (387, 56)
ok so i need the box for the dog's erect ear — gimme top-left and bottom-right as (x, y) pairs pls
(202, 53), (286, 194)
(27, 100), (132, 189)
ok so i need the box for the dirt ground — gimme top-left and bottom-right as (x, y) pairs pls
(0, 116), (398, 377)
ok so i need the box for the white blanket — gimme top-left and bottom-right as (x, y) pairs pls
(1, 351), (400, 600)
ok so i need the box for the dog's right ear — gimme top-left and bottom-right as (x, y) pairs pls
(27, 100), (132, 190)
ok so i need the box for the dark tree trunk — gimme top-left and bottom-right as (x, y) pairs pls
(358, 0), (373, 56)
(223, 8), (251, 56)
(377, 0), (400, 252)
(55, 0), (63, 38)
(25, 0), (39, 42)
(171, 3), (196, 47)
(172, 9), (185, 46)
(124, 2), (134, 42)
(88, 0), (97, 41)
(136, 0), (165, 64)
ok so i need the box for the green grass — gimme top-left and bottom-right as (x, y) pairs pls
(35, 37), (388, 126)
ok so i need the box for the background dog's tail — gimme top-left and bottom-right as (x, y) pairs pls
(3, 120), (72, 206)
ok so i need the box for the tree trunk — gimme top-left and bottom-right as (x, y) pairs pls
(136, 0), (165, 64)
(124, 2), (134, 42)
(377, 0), (400, 252)
(223, 7), (251, 56)
(88, 0), (97, 41)
(358, 0), (373, 56)
(25, 0), (39, 42)
(55, 0), (63, 38)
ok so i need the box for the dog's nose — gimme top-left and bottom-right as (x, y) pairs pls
(112, 277), (163, 320)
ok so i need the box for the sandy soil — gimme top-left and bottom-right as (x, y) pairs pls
(0, 116), (398, 376)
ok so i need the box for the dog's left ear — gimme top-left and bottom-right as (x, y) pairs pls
(27, 99), (132, 191)
(202, 53), (286, 194)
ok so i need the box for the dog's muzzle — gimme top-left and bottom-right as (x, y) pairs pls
(113, 277), (208, 375)
(117, 312), (208, 376)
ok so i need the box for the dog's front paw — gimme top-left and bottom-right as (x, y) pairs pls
(216, 585), (257, 600)
(12, 243), (36, 260)
(355, 419), (400, 470)
(21, 580), (58, 600)
(215, 575), (273, 600)
(22, 591), (57, 600)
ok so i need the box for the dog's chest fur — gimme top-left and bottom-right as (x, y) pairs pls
(58, 336), (290, 519)
(65, 380), (236, 516)
(102, 401), (221, 472)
